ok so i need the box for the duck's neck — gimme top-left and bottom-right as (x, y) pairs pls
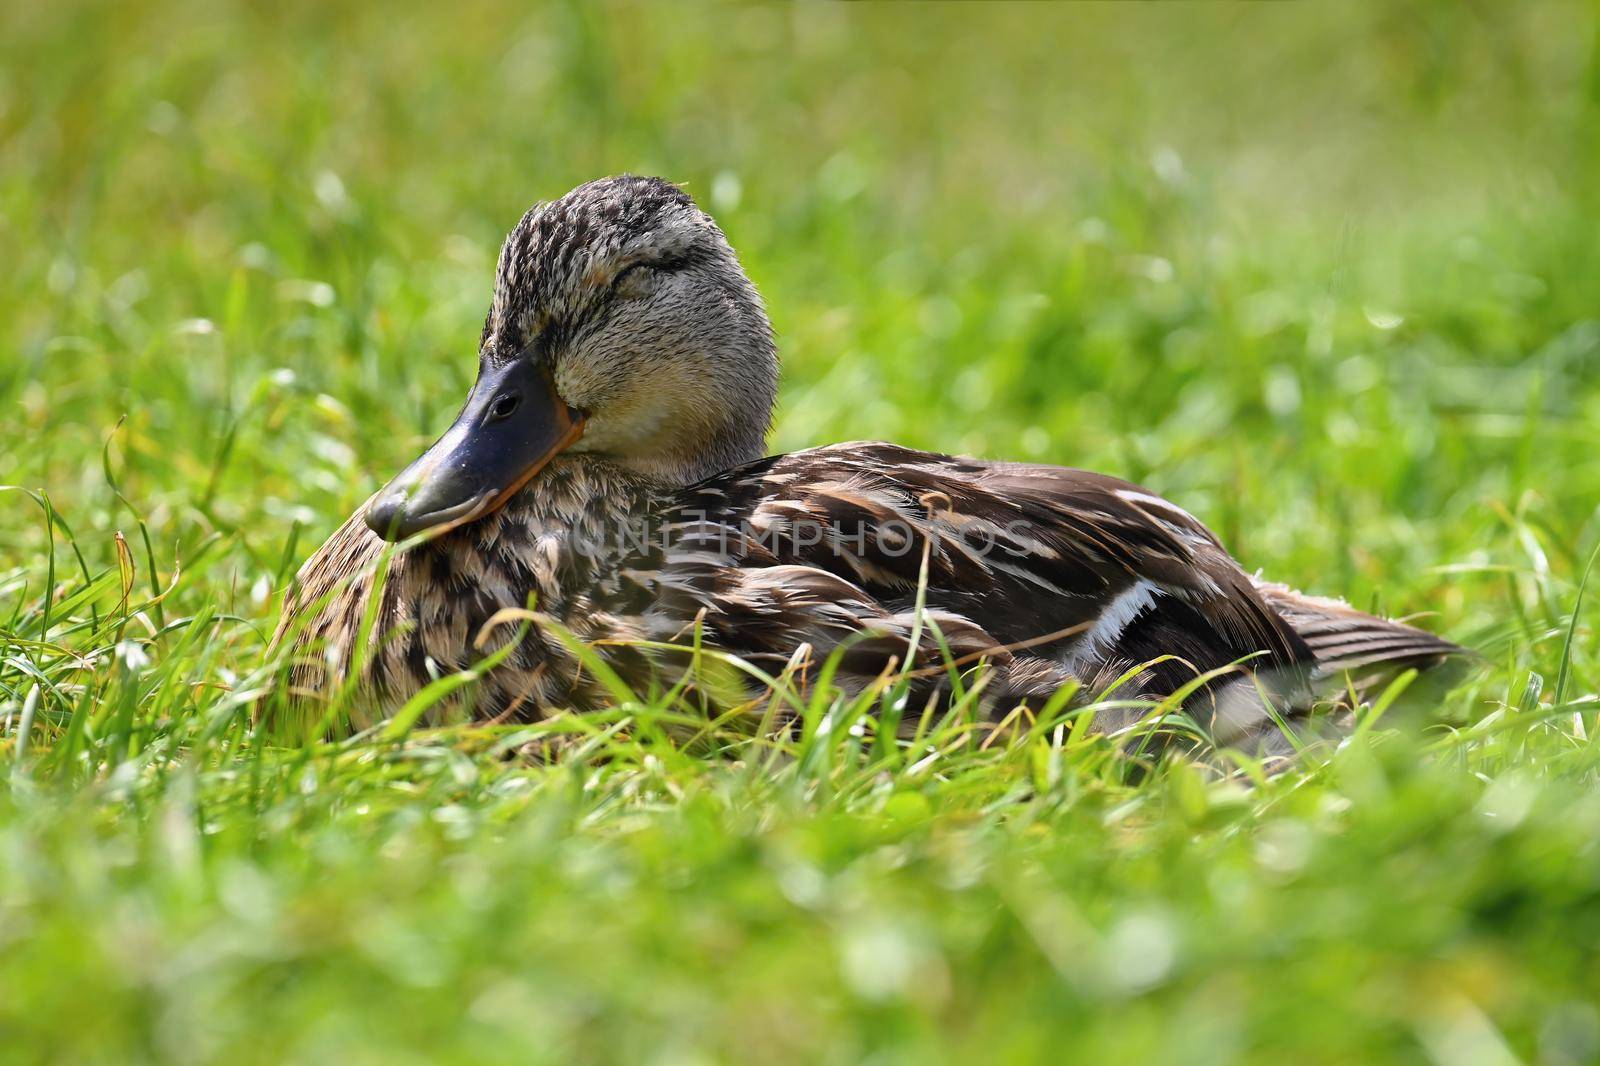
(504, 455), (660, 525)
(420, 457), (660, 611)
(612, 419), (768, 487)
(500, 454), (659, 543)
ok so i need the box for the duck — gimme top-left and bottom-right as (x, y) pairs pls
(267, 174), (1462, 749)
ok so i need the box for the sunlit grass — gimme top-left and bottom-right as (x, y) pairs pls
(3, 1), (1600, 1062)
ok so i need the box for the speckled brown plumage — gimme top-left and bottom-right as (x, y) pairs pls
(266, 175), (1463, 746)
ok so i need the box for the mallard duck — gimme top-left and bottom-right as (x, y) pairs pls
(269, 175), (1461, 746)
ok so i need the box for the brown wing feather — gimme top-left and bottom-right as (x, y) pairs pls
(1252, 580), (1466, 685)
(655, 442), (1316, 713)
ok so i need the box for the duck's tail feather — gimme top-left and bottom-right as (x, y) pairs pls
(1253, 580), (1467, 694)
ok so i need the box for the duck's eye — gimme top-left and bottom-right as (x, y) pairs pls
(611, 263), (658, 300)
(487, 393), (521, 422)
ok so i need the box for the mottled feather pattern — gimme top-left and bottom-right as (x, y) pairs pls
(271, 458), (666, 727)
(267, 441), (1457, 743)
(484, 177), (697, 358)
(266, 175), (1464, 747)
(658, 443), (1320, 728)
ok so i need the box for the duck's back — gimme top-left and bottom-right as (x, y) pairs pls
(638, 441), (1334, 741)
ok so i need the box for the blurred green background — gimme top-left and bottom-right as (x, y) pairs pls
(3, 2), (1600, 1063)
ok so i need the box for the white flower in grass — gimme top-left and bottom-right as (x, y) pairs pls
(115, 640), (151, 673)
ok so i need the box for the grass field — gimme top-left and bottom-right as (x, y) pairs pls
(4, 2), (1600, 1062)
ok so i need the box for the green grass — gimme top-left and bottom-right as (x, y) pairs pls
(4, 2), (1600, 1062)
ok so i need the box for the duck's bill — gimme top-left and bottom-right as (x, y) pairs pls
(363, 360), (585, 541)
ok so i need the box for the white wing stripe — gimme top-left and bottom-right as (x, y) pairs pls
(1068, 578), (1162, 668)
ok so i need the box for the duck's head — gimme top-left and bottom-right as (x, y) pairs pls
(365, 175), (777, 541)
